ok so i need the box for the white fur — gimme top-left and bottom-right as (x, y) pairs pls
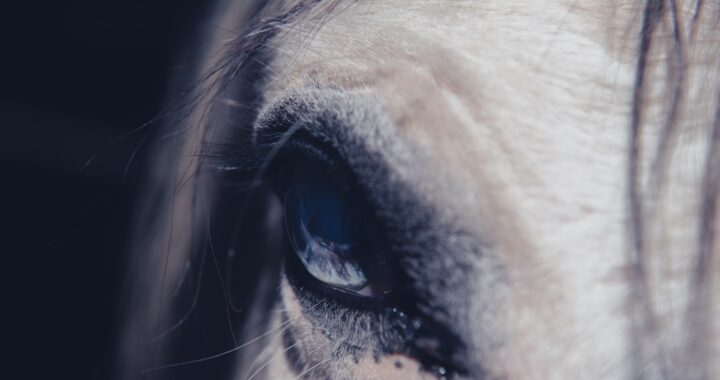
(222, 0), (717, 378)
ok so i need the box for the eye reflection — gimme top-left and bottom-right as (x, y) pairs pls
(281, 163), (379, 296)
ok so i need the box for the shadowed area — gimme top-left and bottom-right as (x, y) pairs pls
(2, 1), (210, 378)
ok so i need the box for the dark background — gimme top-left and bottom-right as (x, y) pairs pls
(2, 1), (211, 378)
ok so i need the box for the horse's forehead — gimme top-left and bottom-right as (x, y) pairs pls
(265, 0), (638, 235)
(267, 0), (640, 153)
(267, 0), (641, 92)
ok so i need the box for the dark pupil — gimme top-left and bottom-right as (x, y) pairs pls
(284, 166), (369, 289)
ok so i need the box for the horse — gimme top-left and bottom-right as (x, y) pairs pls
(119, 0), (720, 379)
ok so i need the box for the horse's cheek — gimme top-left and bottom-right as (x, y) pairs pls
(351, 355), (438, 380)
(267, 280), (434, 380)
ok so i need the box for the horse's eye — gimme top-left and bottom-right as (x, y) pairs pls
(276, 159), (388, 297)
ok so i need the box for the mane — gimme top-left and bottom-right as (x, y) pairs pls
(629, 1), (720, 377)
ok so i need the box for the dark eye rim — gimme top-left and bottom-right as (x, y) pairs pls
(233, 98), (471, 377)
(250, 123), (470, 378)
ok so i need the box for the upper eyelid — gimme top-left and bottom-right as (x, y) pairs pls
(253, 99), (336, 147)
(251, 97), (360, 171)
(204, 118), (346, 189)
(212, 89), (397, 192)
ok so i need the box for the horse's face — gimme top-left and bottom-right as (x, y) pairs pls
(125, 0), (718, 379)
(244, 1), (649, 379)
